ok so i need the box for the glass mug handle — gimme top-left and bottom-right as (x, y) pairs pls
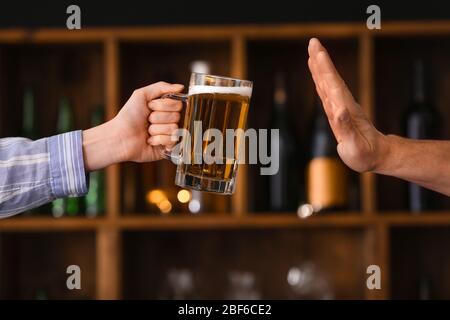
(159, 92), (188, 164)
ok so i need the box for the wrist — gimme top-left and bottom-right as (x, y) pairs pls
(372, 133), (398, 175)
(82, 119), (125, 171)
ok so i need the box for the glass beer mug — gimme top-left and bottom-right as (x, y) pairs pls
(161, 73), (253, 195)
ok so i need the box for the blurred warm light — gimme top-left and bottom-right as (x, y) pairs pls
(188, 199), (201, 213)
(158, 199), (172, 214)
(146, 189), (165, 204)
(177, 189), (191, 203)
(297, 204), (314, 219)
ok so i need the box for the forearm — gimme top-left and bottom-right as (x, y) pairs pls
(375, 135), (450, 196)
(82, 119), (126, 172)
(0, 132), (88, 217)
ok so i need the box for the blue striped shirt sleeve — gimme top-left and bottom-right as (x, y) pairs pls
(0, 130), (88, 218)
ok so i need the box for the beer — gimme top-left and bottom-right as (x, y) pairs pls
(175, 85), (251, 194)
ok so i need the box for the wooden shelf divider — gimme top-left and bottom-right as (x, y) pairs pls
(231, 35), (248, 217)
(363, 223), (390, 299)
(96, 36), (122, 300)
(104, 36), (121, 219)
(358, 33), (376, 215)
(96, 227), (122, 299)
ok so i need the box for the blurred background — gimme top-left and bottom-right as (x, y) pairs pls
(1, 0), (450, 299)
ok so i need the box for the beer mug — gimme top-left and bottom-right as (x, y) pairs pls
(161, 73), (253, 195)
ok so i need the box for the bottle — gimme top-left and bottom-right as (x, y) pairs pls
(84, 107), (105, 218)
(306, 98), (348, 213)
(404, 59), (439, 213)
(269, 73), (297, 211)
(52, 97), (80, 218)
(21, 87), (39, 215)
(22, 87), (37, 139)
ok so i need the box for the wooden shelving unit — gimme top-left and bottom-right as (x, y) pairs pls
(1, 21), (450, 300)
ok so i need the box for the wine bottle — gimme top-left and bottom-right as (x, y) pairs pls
(306, 99), (348, 213)
(269, 72), (297, 211)
(52, 97), (80, 218)
(84, 106), (105, 218)
(404, 59), (439, 213)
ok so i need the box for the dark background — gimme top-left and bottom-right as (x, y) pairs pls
(1, 0), (450, 27)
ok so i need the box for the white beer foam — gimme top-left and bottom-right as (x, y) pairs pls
(189, 85), (252, 97)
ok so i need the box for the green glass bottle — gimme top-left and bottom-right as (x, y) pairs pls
(22, 87), (39, 216)
(52, 97), (80, 218)
(85, 107), (105, 218)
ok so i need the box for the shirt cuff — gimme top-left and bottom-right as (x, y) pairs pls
(47, 130), (89, 198)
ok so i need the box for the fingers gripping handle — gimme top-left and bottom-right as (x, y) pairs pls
(162, 93), (188, 102)
(159, 93), (188, 163)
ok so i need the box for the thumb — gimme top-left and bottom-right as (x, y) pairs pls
(142, 82), (184, 100)
(331, 106), (356, 144)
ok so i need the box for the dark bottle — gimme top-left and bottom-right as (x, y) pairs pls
(52, 97), (80, 218)
(269, 73), (298, 211)
(84, 107), (105, 218)
(404, 60), (439, 213)
(306, 99), (348, 213)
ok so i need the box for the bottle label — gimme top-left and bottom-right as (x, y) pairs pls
(307, 157), (348, 210)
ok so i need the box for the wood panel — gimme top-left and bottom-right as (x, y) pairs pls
(359, 34), (376, 215)
(391, 227), (450, 299)
(122, 228), (366, 299)
(0, 232), (95, 299)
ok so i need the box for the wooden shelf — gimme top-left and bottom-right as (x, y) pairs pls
(381, 212), (450, 225)
(0, 217), (104, 232)
(3, 21), (450, 44)
(1, 212), (450, 232)
(119, 213), (368, 230)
